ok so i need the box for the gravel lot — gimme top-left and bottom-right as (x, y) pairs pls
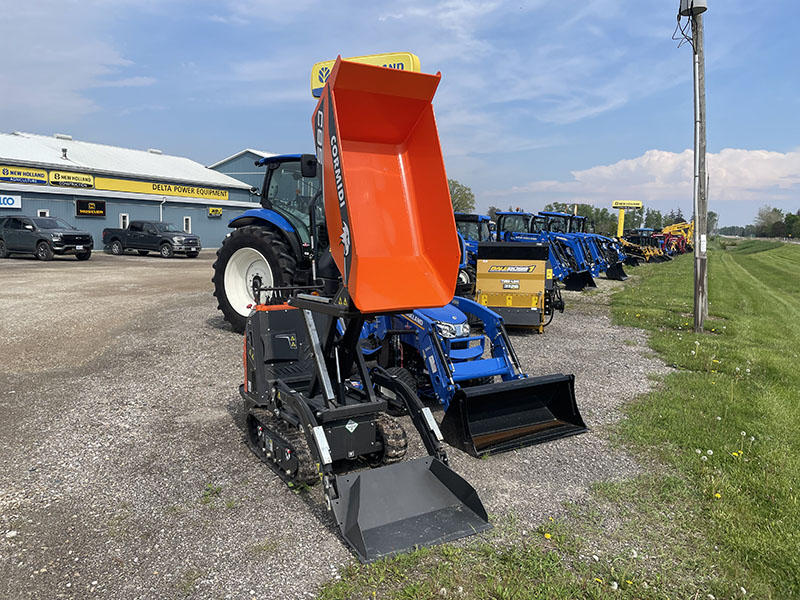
(0, 252), (669, 599)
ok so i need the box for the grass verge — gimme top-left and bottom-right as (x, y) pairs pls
(319, 240), (799, 599)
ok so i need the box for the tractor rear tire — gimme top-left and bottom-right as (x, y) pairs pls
(384, 367), (416, 416)
(212, 226), (297, 334)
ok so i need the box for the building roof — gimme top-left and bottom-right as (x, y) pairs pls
(208, 148), (277, 169)
(0, 132), (251, 189)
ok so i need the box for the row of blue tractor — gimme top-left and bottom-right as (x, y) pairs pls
(456, 211), (631, 292)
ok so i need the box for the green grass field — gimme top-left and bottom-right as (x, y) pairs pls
(321, 240), (800, 600)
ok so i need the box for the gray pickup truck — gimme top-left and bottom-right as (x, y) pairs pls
(102, 220), (201, 258)
(0, 215), (93, 260)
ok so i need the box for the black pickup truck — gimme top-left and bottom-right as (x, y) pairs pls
(102, 220), (201, 258)
(0, 215), (93, 260)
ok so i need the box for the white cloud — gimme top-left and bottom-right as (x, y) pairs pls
(93, 76), (157, 88)
(0, 2), (147, 127)
(487, 148), (800, 221)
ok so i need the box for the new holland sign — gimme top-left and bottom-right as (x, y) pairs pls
(612, 200), (643, 209)
(310, 52), (421, 97)
(50, 170), (94, 189)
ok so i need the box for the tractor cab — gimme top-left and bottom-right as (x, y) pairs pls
(255, 154), (325, 248)
(454, 213), (493, 243)
(495, 211), (545, 239)
(567, 215), (595, 235)
(538, 211), (571, 234)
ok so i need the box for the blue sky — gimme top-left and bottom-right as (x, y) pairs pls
(2, 0), (798, 226)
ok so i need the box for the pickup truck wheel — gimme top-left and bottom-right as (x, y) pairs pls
(212, 226), (296, 333)
(36, 241), (54, 261)
(110, 240), (124, 255)
(137, 250), (149, 256)
(75, 250), (92, 261)
(0, 239), (8, 258)
(160, 243), (174, 258)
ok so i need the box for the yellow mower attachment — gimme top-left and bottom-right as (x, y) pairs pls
(475, 242), (555, 333)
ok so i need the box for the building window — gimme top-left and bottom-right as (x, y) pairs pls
(120, 213), (129, 229)
(183, 216), (191, 233)
(37, 209), (50, 217)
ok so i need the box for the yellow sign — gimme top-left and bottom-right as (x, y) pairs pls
(488, 265), (536, 273)
(612, 200), (643, 209)
(95, 177), (229, 200)
(49, 170), (94, 189)
(0, 165), (47, 185)
(208, 207), (223, 217)
(311, 52), (421, 97)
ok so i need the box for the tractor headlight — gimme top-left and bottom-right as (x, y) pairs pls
(435, 321), (470, 338)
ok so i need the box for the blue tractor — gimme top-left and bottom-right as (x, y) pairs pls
(366, 295), (584, 456)
(495, 211), (596, 291)
(540, 211), (629, 281)
(212, 154), (341, 333)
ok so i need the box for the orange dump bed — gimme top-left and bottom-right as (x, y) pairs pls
(313, 58), (459, 313)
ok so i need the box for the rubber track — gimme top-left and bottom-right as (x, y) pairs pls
(249, 409), (319, 486)
(375, 414), (408, 465)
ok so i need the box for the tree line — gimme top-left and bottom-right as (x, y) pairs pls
(717, 206), (800, 239)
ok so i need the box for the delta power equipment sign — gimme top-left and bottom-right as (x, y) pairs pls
(94, 177), (229, 200)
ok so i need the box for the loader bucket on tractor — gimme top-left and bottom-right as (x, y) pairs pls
(331, 457), (490, 562)
(440, 374), (586, 457)
(605, 262), (628, 281)
(563, 270), (596, 291)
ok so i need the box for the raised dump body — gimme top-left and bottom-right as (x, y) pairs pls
(315, 58), (459, 313)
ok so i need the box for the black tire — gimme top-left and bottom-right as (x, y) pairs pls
(186, 251), (199, 258)
(75, 250), (92, 261)
(36, 241), (54, 261)
(0, 239), (8, 258)
(462, 375), (495, 387)
(110, 240), (124, 255)
(159, 243), (174, 258)
(212, 226), (297, 334)
(384, 366), (416, 416)
(137, 250), (149, 256)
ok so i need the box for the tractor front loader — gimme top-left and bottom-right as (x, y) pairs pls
(371, 294), (582, 457)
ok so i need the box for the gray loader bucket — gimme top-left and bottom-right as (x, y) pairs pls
(605, 263), (628, 281)
(440, 374), (586, 458)
(563, 271), (595, 291)
(331, 457), (491, 563)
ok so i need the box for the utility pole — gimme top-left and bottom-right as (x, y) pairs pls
(679, 0), (709, 333)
